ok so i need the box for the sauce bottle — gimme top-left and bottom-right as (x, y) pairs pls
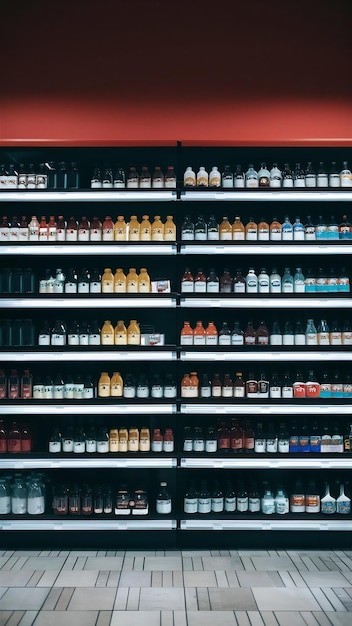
(102, 267), (114, 293)
(98, 371), (111, 397)
(38, 215), (48, 241)
(110, 371), (123, 396)
(197, 166), (208, 187)
(234, 372), (245, 397)
(78, 216), (90, 241)
(126, 267), (139, 293)
(138, 267), (151, 292)
(180, 321), (193, 345)
(232, 216), (245, 240)
(151, 215), (164, 241)
(219, 216), (232, 240)
(127, 319), (140, 345)
(194, 268), (206, 292)
(151, 428), (163, 452)
(270, 217), (282, 240)
(129, 215), (140, 240)
(90, 216), (102, 241)
(181, 268), (194, 293)
(205, 321), (218, 346)
(163, 428), (174, 452)
(184, 167), (196, 187)
(114, 268), (127, 293)
(220, 269), (233, 293)
(164, 216), (176, 241)
(181, 373), (193, 398)
(140, 215), (152, 240)
(140, 427), (151, 452)
(101, 320), (114, 345)
(114, 215), (127, 241)
(193, 320), (206, 345)
(102, 215), (114, 241)
(66, 216), (78, 241)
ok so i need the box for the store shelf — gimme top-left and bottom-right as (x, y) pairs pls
(180, 190), (352, 202)
(180, 518), (352, 531)
(180, 244), (352, 256)
(0, 190), (177, 202)
(180, 350), (352, 362)
(180, 296), (352, 308)
(0, 244), (177, 256)
(0, 296), (177, 309)
(0, 518), (177, 531)
(180, 457), (352, 469)
(0, 457), (177, 469)
(0, 403), (176, 415)
(180, 403), (352, 415)
(0, 349), (177, 362)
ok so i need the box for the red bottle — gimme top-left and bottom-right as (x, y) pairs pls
(7, 421), (21, 453)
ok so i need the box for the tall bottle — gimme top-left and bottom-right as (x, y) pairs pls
(232, 216), (245, 240)
(127, 320), (140, 345)
(151, 215), (164, 241)
(245, 164), (258, 188)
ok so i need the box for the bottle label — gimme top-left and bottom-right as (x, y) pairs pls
(293, 383), (306, 397)
(180, 335), (193, 346)
(194, 281), (206, 292)
(278, 439), (289, 453)
(184, 498), (198, 514)
(211, 497), (224, 513)
(49, 441), (61, 453)
(270, 229), (282, 240)
(246, 228), (257, 240)
(194, 335), (206, 346)
(222, 386), (233, 398)
(205, 440), (217, 453)
(237, 497), (248, 512)
(232, 334), (244, 345)
(205, 335), (218, 346)
(181, 281), (194, 293)
(233, 232), (245, 241)
(234, 386), (245, 398)
(219, 335), (231, 346)
(156, 500), (172, 514)
(207, 281), (219, 292)
(224, 497), (236, 512)
(254, 439), (265, 453)
(282, 386), (293, 398)
(219, 232), (232, 241)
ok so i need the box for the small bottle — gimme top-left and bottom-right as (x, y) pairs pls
(305, 162), (316, 187)
(206, 268), (219, 292)
(181, 215), (194, 240)
(258, 267), (270, 293)
(164, 165), (176, 188)
(211, 372), (222, 398)
(245, 164), (258, 188)
(294, 320), (306, 345)
(282, 163), (293, 188)
(221, 165), (233, 187)
(269, 163), (282, 188)
(317, 161), (328, 187)
(222, 373), (233, 398)
(102, 215), (114, 241)
(269, 268), (281, 293)
(305, 318), (318, 345)
(101, 320), (114, 345)
(164, 215), (176, 241)
(184, 166), (196, 187)
(219, 216), (232, 240)
(244, 320), (256, 346)
(281, 215), (293, 240)
(232, 216), (245, 240)
(282, 267), (294, 293)
(261, 484), (275, 515)
(337, 483), (351, 515)
(209, 166), (221, 187)
(207, 215), (219, 240)
(113, 165), (125, 188)
(193, 320), (206, 346)
(127, 319), (140, 345)
(294, 162), (305, 188)
(194, 268), (206, 292)
(128, 215), (140, 241)
(304, 215), (316, 240)
(180, 321), (194, 346)
(290, 478), (305, 513)
(256, 320), (269, 346)
(293, 216), (304, 240)
(151, 215), (164, 241)
(126, 267), (139, 292)
(196, 166), (208, 187)
(258, 163), (270, 187)
(293, 267), (305, 292)
(156, 482), (172, 514)
(245, 217), (258, 240)
(269, 216), (282, 241)
(211, 481), (224, 513)
(218, 321), (231, 346)
(205, 322), (218, 345)
(151, 165), (164, 188)
(339, 214), (352, 239)
(321, 482), (337, 514)
(113, 268), (127, 293)
(220, 269), (233, 293)
(318, 319), (330, 345)
(258, 217), (269, 241)
(234, 164), (245, 188)
(231, 321), (244, 345)
(234, 372), (245, 398)
(340, 161), (352, 188)
(245, 268), (258, 293)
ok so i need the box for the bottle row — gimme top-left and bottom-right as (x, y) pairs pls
(0, 319), (165, 348)
(0, 369), (177, 400)
(182, 420), (350, 455)
(0, 473), (173, 516)
(183, 162), (352, 189)
(183, 478), (351, 515)
(181, 370), (351, 399)
(37, 267), (164, 295)
(0, 215), (177, 242)
(0, 162), (79, 190)
(0, 420), (174, 455)
(180, 319), (352, 347)
(91, 165), (176, 189)
(181, 214), (352, 241)
(181, 267), (350, 294)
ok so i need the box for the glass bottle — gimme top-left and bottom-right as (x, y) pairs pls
(219, 321), (231, 346)
(220, 269), (233, 293)
(256, 320), (269, 346)
(305, 161), (316, 187)
(11, 475), (27, 514)
(212, 372), (222, 398)
(164, 215), (176, 241)
(102, 215), (114, 241)
(156, 482), (172, 514)
(246, 372), (258, 398)
(293, 267), (305, 292)
(184, 166), (196, 187)
(114, 215), (127, 241)
(205, 321), (218, 346)
(217, 421), (230, 452)
(281, 215), (293, 240)
(184, 482), (198, 514)
(194, 268), (206, 292)
(282, 163), (293, 188)
(127, 319), (140, 345)
(194, 215), (207, 240)
(269, 163), (282, 188)
(101, 320), (114, 345)
(231, 321), (244, 345)
(207, 215), (219, 240)
(129, 215), (141, 241)
(340, 161), (352, 188)
(206, 268), (219, 292)
(305, 318), (318, 345)
(269, 268), (281, 293)
(114, 165), (126, 188)
(321, 482), (337, 514)
(282, 267), (293, 293)
(21, 368), (33, 399)
(209, 166), (221, 187)
(151, 165), (164, 188)
(219, 216), (232, 240)
(245, 268), (258, 293)
(254, 422), (266, 453)
(193, 320), (206, 346)
(211, 481), (224, 513)
(138, 267), (151, 293)
(232, 216), (245, 240)
(234, 164), (245, 188)
(126, 267), (139, 292)
(237, 481), (249, 512)
(221, 165), (233, 188)
(245, 164), (258, 188)
(339, 214), (352, 240)
(234, 371), (245, 397)
(294, 320), (306, 345)
(327, 215), (339, 240)
(181, 215), (194, 240)
(91, 166), (102, 188)
(222, 373), (233, 398)
(337, 483), (351, 515)
(318, 319), (330, 345)
(113, 268), (126, 293)
(245, 217), (258, 240)
(180, 321), (194, 345)
(294, 162), (305, 188)
(244, 320), (256, 346)
(258, 162), (270, 187)
(258, 217), (269, 240)
(258, 267), (269, 293)
(269, 216), (282, 241)
(151, 215), (164, 241)
(66, 216), (78, 241)
(127, 166), (139, 188)
(233, 269), (245, 293)
(90, 216), (102, 241)
(164, 165), (176, 188)
(196, 166), (208, 187)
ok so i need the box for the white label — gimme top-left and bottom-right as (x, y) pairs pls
(205, 335), (218, 346)
(184, 498), (198, 514)
(193, 335), (206, 345)
(181, 281), (194, 292)
(49, 441), (61, 453)
(156, 499), (172, 514)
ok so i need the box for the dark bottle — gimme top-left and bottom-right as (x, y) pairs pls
(248, 481), (261, 513)
(258, 371), (269, 398)
(22, 268), (35, 294)
(194, 268), (207, 292)
(254, 422), (266, 453)
(236, 481), (249, 512)
(256, 320), (269, 346)
(265, 422), (278, 453)
(198, 480), (211, 514)
(200, 373), (211, 398)
(246, 372), (258, 398)
(278, 422), (289, 453)
(49, 427), (62, 454)
(211, 372), (222, 397)
(230, 419), (243, 453)
(68, 162), (80, 189)
(224, 481), (236, 512)
(21, 320), (35, 348)
(243, 420), (254, 453)
(46, 161), (57, 188)
(269, 372), (281, 398)
(0, 369), (7, 399)
(184, 482), (198, 514)
(57, 162), (68, 189)
(20, 424), (32, 453)
(218, 321), (231, 346)
(211, 481), (224, 513)
(193, 426), (205, 452)
(0, 419), (8, 452)
(156, 481), (172, 514)
(299, 421), (310, 453)
(220, 269), (233, 293)
(8, 369), (20, 399)
(205, 425), (217, 453)
(217, 421), (230, 452)
(233, 269), (245, 293)
(78, 269), (90, 294)
(64, 268), (78, 293)
(21, 369), (33, 399)
(7, 421), (21, 453)
(194, 215), (207, 240)
(207, 215), (219, 240)
(206, 268), (219, 292)
(244, 320), (256, 346)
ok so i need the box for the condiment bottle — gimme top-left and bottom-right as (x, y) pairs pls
(164, 216), (176, 241)
(114, 268), (127, 293)
(127, 319), (140, 345)
(90, 216), (102, 241)
(139, 427), (151, 452)
(140, 215), (152, 241)
(205, 321), (218, 345)
(138, 267), (151, 292)
(151, 215), (164, 241)
(110, 371), (123, 397)
(129, 215), (140, 240)
(126, 267), (139, 292)
(101, 320), (114, 345)
(98, 372), (111, 397)
(193, 321), (206, 345)
(101, 267), (114, 293)
(102, 215), (114, 240)
(180, 321), (194, 345)
(118, 428), (128, 452)
(114, 215), (127, 240)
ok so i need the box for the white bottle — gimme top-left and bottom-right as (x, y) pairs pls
(184, 166), (196, 187)
(246, 268), (258, 293)
(269, 163), (282, 188)
(340, 162), (352, 188)
(269, 269), (282, 293)
(258, 268), (270, 293)
(293, 217), (305, 240)
(196, 166), (208, 187)
(28, 216), (39, 241)
(281, 216), (293, 240)
(245, 164), (258, 188)
(293, 268), (305, 293)
(261, 486), (275, 514)
(209, 166), (221, 187)
(275, 488), (289, 514)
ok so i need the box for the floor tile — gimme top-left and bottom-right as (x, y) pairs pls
(0, 571), (34, 587)
(53, 570), (99, 587)
(84, 557), (123, 570)
(208, 587), (257, 610)
(201, 557), (244, 571)
(33, 611), (98, 626)
(251, 557), (297, 572)
(183, 571), (217, 587)
(252, 587), (320, 611)
(111, 611), (161, 626)
(21, 558), (66, 571)
(143, 557), (182, 571)
(139, 587), (185, 610)
(68, 588), (116, 610)
(118, 571), (151, 588)
(18, 610), (39, 626)
(0, 588), (49, 610)
(187, 611), (237, 626)
(274, 612), (308, 625)
(328, 614), (352, 626)
(237, 571), (284, 588)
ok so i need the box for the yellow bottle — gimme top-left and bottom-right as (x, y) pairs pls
(140, 214), (152, 241)
(110, 371), (123, 396)
(127, 319), (140, 345)
(129, 215), (140, 241)
(114, 215), (127, 241)
(139, 427), (151, 452)
(126, 267), (139, 293)
(138, 267), (151, 293)
(101, 320), (114, 345)
(164, 215), (176, 241)
(114, 268), (127, 293)
(219, 216), (232, 241)
(151, 215), (164, 241)
(114, 320), (127, 345)
(98, 371), (111, 397)
(232, 216), (245, 240)
(128, 427), (139, 452)
(101, 267), (114, 293)
(109, 428), (119, 452)
(118, 427), (128, 452)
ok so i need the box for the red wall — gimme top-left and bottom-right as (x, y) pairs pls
(1, 0), (352, 146)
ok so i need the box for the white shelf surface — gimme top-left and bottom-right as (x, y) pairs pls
(180, 350), (352, 362)
(0, 350), (177, 362)
(0, 519), (177, 531)
(180, 190), (352, 202)
(0, 244), (177, 256)
(0, 404), (176, 415)
(0, 297), (176, 309)
(180, 457), (352, 469)
(0, 457), (177, 470)
(180, 403), (352, 416)
(180, 519), (352, 531)
(0, 190), (177, 202)
(180, 297), (352, 308)
(180, 244), (352, 256)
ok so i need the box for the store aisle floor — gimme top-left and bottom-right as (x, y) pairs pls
(1, 549), (352, 625)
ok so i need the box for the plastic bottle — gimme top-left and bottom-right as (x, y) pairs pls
(245, 217), (258, 240)
(180, 321), (194, 346)
(293, 267), (305, 292)
(127, 320), (140, 345)
(164, 215), (176, 241)
(232, 216), (245, 240)
(101, 320), (114, 345)
(194, 215), (207, 240)
(281, 215), (293, 240)
(207, 215), (219, 240)
(126, 267), (139, 293)
(246, 268), (258, 293)
(113, 268), (127, 293)
(193, 321), (206, 346)
(293, 216), (304, 240)
(340, 161), (352, 187)
(269, 268), (281, 293)
(270, 216), (282, 240)
(269, 163), (282, 188)
(128, 215), (140, 241)
(258, 268), (270, 293)
(209, 166), (221, 187)
(138, 267), (151, 293)
(184, 167), (196, 187)
(305, 318), (318, 345)
(282, 267), (294, 293)
(245, 164), (258, 188)
(219, 216), (232, 240)
(151, 215), (164, 241)
(196, 166), (208, 187)
(258, 217), (269, 241)
(258, 163), (270, 187)
(114, 215), (127, 241)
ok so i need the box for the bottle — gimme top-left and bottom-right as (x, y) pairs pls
(269, 372), (281, 398)
(218, 321), (231, 346)
(212, 373), (222, 398)
(211, 481), (224, 513)
(245, 217), (258, 240)
(245, 268), (258, 293)
(102, 215), (114, 241)
(126, 267), (139, 293)
(28, 215), (39, 241)
(338, 267), (350, 293)
(138, 267), (151, 293)
(151, 215), (164, 241)
(256, 320), (269, 346)
(181, 268), (194, 293)
(209, 166), (221, 187)
(342, 320), (352, 345)
(224, 482), (236, 512)
(282, 163), (293, 188)
(261, 484), (275, 515)
(207, 215), (219, 240)
(306, 369), (320, 398)
(206, 268), (219, 292)
(181, 373), (196, 398)
(219, 216), (232, 240)
(281, 215), (293, 240)
(11, 476), (27, 515)
(305, 162), (316, 187)
(220, 269), (233, 293)
(317, 319), (330, 345)
(232, 216), (245, 240)
(293, 216), (304, 240)
(164, 215), (176, 241)
(151, 165), (164, 188)
(257, 163), (270, 187)
(293, 267), (305, 292)
(234, 164), (245, 188)
(113, 165), (125, 189)
(340, 161), (352, 187)
(193, 426), (205, 452)
(156, 482), (172, 514)
(127, 215), (140, 241)
(205, 322), (219, 346)
(244, 320), (256, 346)
(290, 478), (305, 513)
(304, 215), (316, 240)
(304, 268), (316, 293)
(181, 215), (194, 240)
(164, 165), (176, 188)
(236, 481), (249, 512)
(180, 321), (193, 346)
(231, 321), (244, 346)
(317, 162), (328, 187)
(243, 420), (254, 452)
(21, 368), (33, 399)
(205, 425), (217, 453)
(87, 216), (101, 241)
(314, 216), (327, 241)
(196, 166), (208, 187)
(269, 268), (281, 293)
(258, 268), (269, 293)
(254, 422), (266, 453)
(339, 214), (352, 239)
(65, 216), (78, 241)
(245, 372), (258, 398)
(198, 481), (211, 514)
(294, 162), (305, 187)
(139, 164), (152, 189)
(193, 320), (206, 346)
(321, 482), (337, 514)
(270, 216), (282, 241)
(184, 482), (198, 514)
(194, 268), (206, 292)
(330, 320), (342, 345)
(269, 163), (282, 188)
(233, 372), (245, 398)
(258, 217), (269, 241)
(337, 483), (351, 515)
(305, 318), (318, 345)
(282, 267), (294, 293)
(127, 319), (140, 345)
(328, 161), (340, 187)
(18, 215), (29, 242)
(316, 267), (327, 292)
(245, 164), (258, 188)
(275, 486), (289, 515)
(327, 215), (339, 240)
(294, 320), (306, 345)
(7, 420), (21, 452)
(222, 373), (233, 398)
(221, 165), (233, 187)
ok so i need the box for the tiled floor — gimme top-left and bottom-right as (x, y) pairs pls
(1, 549), (352, 625)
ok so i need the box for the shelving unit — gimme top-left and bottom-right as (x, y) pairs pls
(1, 143), (352, 548)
